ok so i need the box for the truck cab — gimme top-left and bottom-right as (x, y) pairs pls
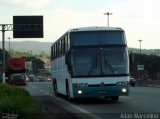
(8, 73), (26, 85)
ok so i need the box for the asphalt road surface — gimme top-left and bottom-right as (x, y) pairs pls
(24, 82), (160, 119)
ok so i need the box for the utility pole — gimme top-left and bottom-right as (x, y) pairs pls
(104, 12), (112, 27)
(0, 16), (43, 83)
(139, 40), (143, 55)
(0, 23), (43, 83)
(8, 37), (11, 58)
(138, 39), (143, 80)
(2, 25), (5, 83)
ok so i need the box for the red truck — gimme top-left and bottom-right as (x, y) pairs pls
(6, 57), (26, 85)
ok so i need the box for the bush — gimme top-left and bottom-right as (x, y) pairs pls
(0, 84), (44, 119)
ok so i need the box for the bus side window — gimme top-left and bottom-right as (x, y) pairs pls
(62, 38), (65, 55)
(56, 43), (58, 58)
(51, 46), (53, 60)
(68, 35), (70, 51)
(53, 45), (56, 59)
(65, 52), (72, 71)
(59, 40), (62, 56)
(65, 36), (68, 53)
(58, 41), (60, 57)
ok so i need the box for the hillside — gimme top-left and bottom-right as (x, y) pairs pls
(129, 48), (160, 56)
(1, 41), (160, 56)
(4, 41), (52, 56)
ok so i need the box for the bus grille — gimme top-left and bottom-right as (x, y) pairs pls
(88, 84), (116, 87)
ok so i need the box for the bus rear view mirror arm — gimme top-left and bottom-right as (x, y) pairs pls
(65, 52), (71, 65)
(65, 52), (72, 72)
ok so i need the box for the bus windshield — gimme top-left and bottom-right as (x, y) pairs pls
(72, 47), (129, 77)
(71, 31), (126, 46)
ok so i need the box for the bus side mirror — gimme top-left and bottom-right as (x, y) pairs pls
(65, 52), (72, 71)
(65, 53), (70, 65)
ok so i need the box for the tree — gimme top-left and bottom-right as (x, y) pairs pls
(26, 56), (45, 74)
(0, 48), (10, 60)
(129, 52), (160, 80)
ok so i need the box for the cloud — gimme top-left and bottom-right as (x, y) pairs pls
(0, 0), (51, 8)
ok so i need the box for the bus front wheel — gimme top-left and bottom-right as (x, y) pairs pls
(66, 81), (74, 101)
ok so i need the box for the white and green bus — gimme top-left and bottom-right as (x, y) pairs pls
(51, 26), (129, 101)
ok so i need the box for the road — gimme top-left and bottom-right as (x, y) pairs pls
(24, 82), (160, 119)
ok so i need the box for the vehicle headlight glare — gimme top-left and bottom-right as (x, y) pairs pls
(77, 90), (82, 94)
(122, 88), (127, 93)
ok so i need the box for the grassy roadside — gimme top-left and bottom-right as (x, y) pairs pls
(0, 84), (45, 119)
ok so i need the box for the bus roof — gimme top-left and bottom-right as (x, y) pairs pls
(68, 26), (124, 32)
(52, 26), (124, 45)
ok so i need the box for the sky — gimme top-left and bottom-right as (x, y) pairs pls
(0, 0), (160, 49)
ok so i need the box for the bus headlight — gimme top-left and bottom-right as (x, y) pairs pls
(122, 88), (127, 93)
(77, 90), (82, 94)
(116, 81), (129, 86)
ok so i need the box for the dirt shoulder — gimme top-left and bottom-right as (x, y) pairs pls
(32, 96), (78, 119)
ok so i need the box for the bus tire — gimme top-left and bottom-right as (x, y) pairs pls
(66, 81), (74, 101)
(111, 96), (119, 102)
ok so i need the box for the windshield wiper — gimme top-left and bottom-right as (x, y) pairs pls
(104, 53), (115, 74)
(104, 60), (115, 74)
(88, 56), (98, 76)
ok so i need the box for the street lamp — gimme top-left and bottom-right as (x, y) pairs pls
(138, 39), (143, 80)
(104, 12), (112, 27)
(138, 40), (143, 55)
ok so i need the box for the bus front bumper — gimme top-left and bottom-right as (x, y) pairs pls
(72, 86), (129, 98)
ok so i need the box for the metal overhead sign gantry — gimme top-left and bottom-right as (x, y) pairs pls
(0, 16), (43, 83)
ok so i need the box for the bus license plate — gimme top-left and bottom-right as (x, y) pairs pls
(98, 90), (106, 94)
